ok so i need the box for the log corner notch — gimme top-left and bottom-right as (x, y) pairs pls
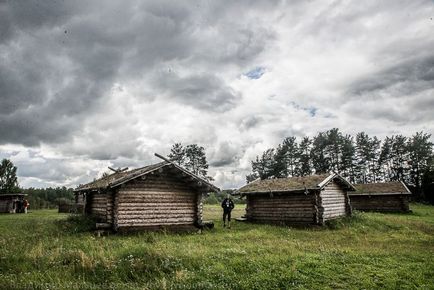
(74, 153), (220, 232)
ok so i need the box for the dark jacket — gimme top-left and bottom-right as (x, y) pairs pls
(221, 198), (234, 212)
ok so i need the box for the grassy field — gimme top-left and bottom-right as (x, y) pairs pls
(0, 204), (433, 289)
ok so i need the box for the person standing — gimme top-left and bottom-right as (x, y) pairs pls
(221, 194), (235, 228)
(23, 199), (29, 214)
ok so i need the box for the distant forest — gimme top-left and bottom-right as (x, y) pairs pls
(246, 129), (434, 202)
(22, 187), (75, 209)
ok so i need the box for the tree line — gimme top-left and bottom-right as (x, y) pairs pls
(2, 132), (433, 207)
(0, 158), (75, 209)
(21, 187), (75, 209)
(246, 129), (434, 202)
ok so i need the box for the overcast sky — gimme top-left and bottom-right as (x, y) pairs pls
(1, 0), (433, 189)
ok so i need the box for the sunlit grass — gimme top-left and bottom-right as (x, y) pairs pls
(0, 204), (433, 289)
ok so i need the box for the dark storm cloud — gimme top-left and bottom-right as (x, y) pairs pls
(0, 2), (125, 145)
(342, 54), (434, 124)
(0, 0), (272, 146)
(348, 55), (434, 97)
(151, 71), (239, 112)
(0, 0), (76, 43)
(209, 142), (240, 167)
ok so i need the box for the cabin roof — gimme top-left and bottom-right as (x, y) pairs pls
(351, 181), (411, 196)
(237, 173), (355, 196)
(75, 161), (219, 193)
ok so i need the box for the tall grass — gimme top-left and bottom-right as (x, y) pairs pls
(0, 205), (433, 289)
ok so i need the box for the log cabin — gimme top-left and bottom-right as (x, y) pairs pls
(74, 160), (219, 232)
(237, 174), (355, 225)
(0, 193), (27, 213)
(350, 181), (411, 213)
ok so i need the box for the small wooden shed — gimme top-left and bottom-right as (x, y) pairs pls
(0, 193), (27, 213)
(350, 181), (411, 213)
(237, 174), (355, 225)
(74, 160), (219, 231)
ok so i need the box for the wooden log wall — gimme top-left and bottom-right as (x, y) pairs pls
(0, 199), (14, 213)
(350, 195), (410, 212)
(114, 170), (199, 230)
(89, 194), (108, 222)
(246, 194), (315, 224)
(106, 193), (113, 223)
(320, 180), (349, 221)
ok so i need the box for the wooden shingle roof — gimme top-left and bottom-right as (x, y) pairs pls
(75, 161), (219, 193)
(75, 162), (167, 191)
(351, 181), (411, 196)
(237, 173), (355, 196)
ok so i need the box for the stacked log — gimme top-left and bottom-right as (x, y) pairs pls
(350, 195), (410, 212)
(90, 194), (108, 221)
(106, 193), (113, 223)
(0, 199), (14, 213)
(113, 171), (199, 230)
(246, 194), (315, 224)
(320, 181), (349, 221)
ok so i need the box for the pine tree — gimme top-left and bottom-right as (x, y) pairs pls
(282, 137), (300, 177)
(390, 135), (409, 181)
(246, 173), (259, 183)
(311, 132), (330, 174)
(168, 143), (185, 165)
(273, 144), (288, 178)
(356, 132), (381, 183)
(299, 137), (312, 176)
(167, 143), (212, 180)
(250, 149), (276, 180)
(340, 135), (356, 182)
(369, 136), (381, 182)
(325, 128), (343, 174)
(184, 144), (209, 178)
(422, 157), (434, 204)
(0, 159), (19, 194)
(407, 132), (433, 197)
(379, 137), (393, 181)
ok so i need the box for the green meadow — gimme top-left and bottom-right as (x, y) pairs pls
(0, 204), (433, 289)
